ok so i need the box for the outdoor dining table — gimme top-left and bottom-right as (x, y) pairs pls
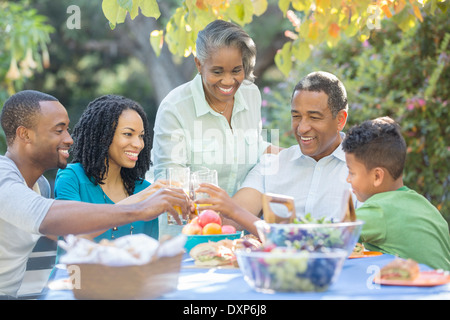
(41, 251), (450, 301)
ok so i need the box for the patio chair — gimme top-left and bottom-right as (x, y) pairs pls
(17, 236), (57, 300)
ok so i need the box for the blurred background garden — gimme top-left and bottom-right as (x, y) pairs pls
(1, 0), (448, 223)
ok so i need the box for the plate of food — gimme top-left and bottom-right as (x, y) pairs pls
(374, 258), (450, 287)
(349, 251), (383, 259)
(182, 210), (244, 252)
(348, 243), (383, 258)
(188, 236), (262, 268)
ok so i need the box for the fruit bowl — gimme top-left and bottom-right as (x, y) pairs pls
(236, 247), (347, 293)
(254, 220), (364, 256)
(184, 232), (242, 252)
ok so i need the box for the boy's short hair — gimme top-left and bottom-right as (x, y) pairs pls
(342, 117), (406, 180)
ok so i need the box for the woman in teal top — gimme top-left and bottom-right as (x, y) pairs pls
(54, 95), (159, 245)
(55, 162), (157, 240)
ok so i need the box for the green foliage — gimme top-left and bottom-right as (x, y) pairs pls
(101, 0), (449, 76)
(274, 0), (450, 76)
(0, 0), (159, 155)
(102, 0), (160, 30)
(0, 0), (55, 154)
(0, 0), (54, 96)
(28, 0), (159, 127)
(261, 13), (450, 223)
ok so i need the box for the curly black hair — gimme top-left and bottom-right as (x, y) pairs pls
(71, 95), (151, 196)
(342, 117), (406, 180)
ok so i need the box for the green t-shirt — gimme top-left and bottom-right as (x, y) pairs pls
(356, 186), (450, 271)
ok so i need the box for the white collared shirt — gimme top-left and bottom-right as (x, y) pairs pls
(240, 134), (356, 220)
(151, 74), (270, 196)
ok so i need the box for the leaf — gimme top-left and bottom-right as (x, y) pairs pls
(278, 0), (291, 17)
(380, 2), (393, 18)
(274, 41), (292, 77)
(412, 4), (424, 22)
(436, 2), (449, 14)
(228, 0), (254, 26)
(101, 0), (127, 27)
(298, 19), (310, 38)
(194, 0), (208, 10)
(165, 7), (188, 57)
(117, 0), (133, 12)
(344, 21), (359, 37)
(328, 22), (340, 38)
(116, 7), (128, 24)
(316, 0), (331, 13)
(205, 0), (223, 5)
(307, 21), (319, 40)
(253, 0), (268, 16)
(291, 0), (313, 11)
(394, 9), (417, 32)
(292, 41), (311, 62)
(140, 0), (161, 19)
(150, 29), (164, 56)
(102, 0), (120, 28)
(394, 0), (407, 14)
(129, 0), (140, 20)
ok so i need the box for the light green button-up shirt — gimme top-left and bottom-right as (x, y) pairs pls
(151, 74), (270, 196)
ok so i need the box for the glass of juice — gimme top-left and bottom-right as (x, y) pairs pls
(191, 169), (218, 210)
(166, 167), (190, 225)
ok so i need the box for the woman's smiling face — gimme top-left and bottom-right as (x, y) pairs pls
(108, 109), (145, 170)
(195, 45), (245, 107)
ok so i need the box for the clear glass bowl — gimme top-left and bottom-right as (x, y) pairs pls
(254, 220), (364, 255)
(236, 247), (347, 293)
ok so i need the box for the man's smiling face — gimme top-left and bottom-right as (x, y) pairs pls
(291, 90), (347, 161)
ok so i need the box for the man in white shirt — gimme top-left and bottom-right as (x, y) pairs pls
(0, 90), (189, 298)
(195, 72), (356, 233)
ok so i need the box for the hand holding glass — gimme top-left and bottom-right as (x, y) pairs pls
(166, 167), (190, 225)
(192, 169), (218, 209)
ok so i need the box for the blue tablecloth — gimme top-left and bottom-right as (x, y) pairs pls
(41, 253), (450, 300)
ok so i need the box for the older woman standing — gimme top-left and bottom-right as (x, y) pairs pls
(152, 19), (278, 197)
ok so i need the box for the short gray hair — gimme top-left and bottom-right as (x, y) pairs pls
(196, 20), (257, 82)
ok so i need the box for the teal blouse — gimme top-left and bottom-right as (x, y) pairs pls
(54, 163), (159, 241)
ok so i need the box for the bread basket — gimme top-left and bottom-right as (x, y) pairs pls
(70, 253), (183, 300)
(59, 234), (185, 300)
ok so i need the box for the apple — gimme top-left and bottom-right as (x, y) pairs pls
(190, 216), (200, 226)
(197, 210), (221, 228)
(221, 225), (236, 234)
(181, 223), (202, 235)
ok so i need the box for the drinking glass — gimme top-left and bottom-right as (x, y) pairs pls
(191, 169), (218, 210)
(166, 167), (190, 225)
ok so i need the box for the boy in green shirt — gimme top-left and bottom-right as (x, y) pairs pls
(342, 117), (450, 271)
